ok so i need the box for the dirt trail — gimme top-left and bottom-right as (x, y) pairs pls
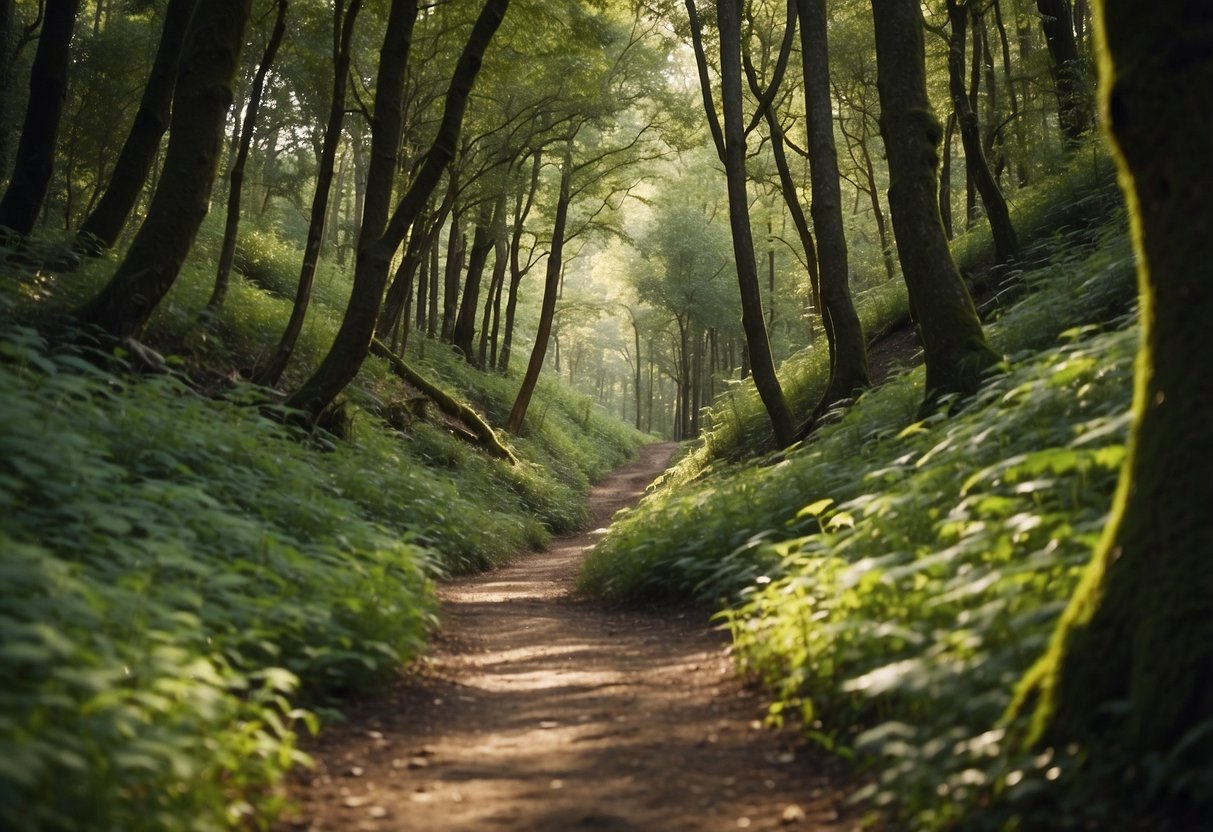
(280, 442), (854, 831)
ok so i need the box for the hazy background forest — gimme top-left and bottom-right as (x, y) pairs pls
(0, 0), (1209, 830)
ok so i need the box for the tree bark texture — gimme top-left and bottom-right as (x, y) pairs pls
(796, 0), (868, 423)
(208, 0), (289, 310)
(871, 0), (998, 409)
(77, 0), (251, 339)
(75, 0), (196, 253)
(499, 150), (542, 372)
(0, 0), (81, 236)
(946, 0), (1018, 265)
(714, 0), (794, 446)
(1018, 0), (1213, 759)
(285, 0), (509, 421)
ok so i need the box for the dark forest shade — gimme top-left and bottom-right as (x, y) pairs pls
(76, 0), (196, 253)
(0, 0), (81, 236)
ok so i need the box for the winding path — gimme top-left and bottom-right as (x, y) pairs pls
(280, 442), (852, 831)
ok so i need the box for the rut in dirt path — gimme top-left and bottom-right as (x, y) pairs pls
(281, 442), (854, 832)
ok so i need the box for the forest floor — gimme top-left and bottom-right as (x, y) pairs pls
(277, 441), (857, 831)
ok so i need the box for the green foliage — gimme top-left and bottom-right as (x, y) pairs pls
(0, 222), (644, 830)
(580, 212), (1141, 828)
(0, 320), (432, 829)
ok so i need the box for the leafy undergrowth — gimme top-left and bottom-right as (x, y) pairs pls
(581, 215), (1143, 827)
(0, 229), (644, 829)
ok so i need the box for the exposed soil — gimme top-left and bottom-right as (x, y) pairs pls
(278, 442), (857, 832)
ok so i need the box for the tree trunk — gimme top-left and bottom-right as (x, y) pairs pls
(208, 0), (289, 310)
(947, 0), (1018, 265)
(76, 0), (195, 253)
(77, 0), (251, 339)
(376, 218), (427, 340)
(1036, 0), (1089, 149)
(0, 0), (15, 179)
(992, 0), (1029, 186)
(479, 192), (507, 368)
(0, 0), (81, 236)
(499, 149), (542, 372)
(256, 0), (363, 387)
(870, 0), (999, 410)
(797, 0), (869, 424)
(452, 200), (495, 362)
(284, 0), (509, 421)
(1017, 0), (1213, 762)
(505, 138), (572, 435)
(711, 0), (794, 446)
(940, 111), (956, 240)
(441, 208), (465, 343)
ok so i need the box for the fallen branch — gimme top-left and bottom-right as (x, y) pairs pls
(370, 338), (517, 465)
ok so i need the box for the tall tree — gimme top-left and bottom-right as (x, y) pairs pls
(687, 0), (795, 447)
(77, 0), (252, 339)
(870, 0), (999, 410)
(504, 138), (572, 434)
(208, 0), (290, 310)
(946, 0), (1018, 264)
(0, 0), (82, 236)
(1015, 0), (1213, 767)
(75, 0), (197, 253)
(256, 0), (363, 387)
(284, 0), (510, 421)
(795, 0), (868, 422)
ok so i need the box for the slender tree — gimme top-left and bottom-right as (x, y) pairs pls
(285, 0), (510, 421)
(256, 0), (363, 387)
(0, 0), (82, 236)
(504, 138), (572, 434)
(946, 0), (1018, 264)
(77, 0), (252, 339)
(687, 0), (794, 446)
(870, 0), (999, 410)
(1015, 0), (1213, 766)
(208, 0), (289, 310)
(75, 0), (197, 253)
(796, 0), (868, 422)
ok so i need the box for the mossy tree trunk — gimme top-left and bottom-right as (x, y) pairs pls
(946, 0), (1018, 265)
(77, 0), (251, 339)
(870, 0), (999, 410)
(796, 0), (868, 423)
(0, 0), (81, 236)
(1018, 0), (1213, 761)
(284, 0), (509, 421)
(75, 0), (196, 253)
